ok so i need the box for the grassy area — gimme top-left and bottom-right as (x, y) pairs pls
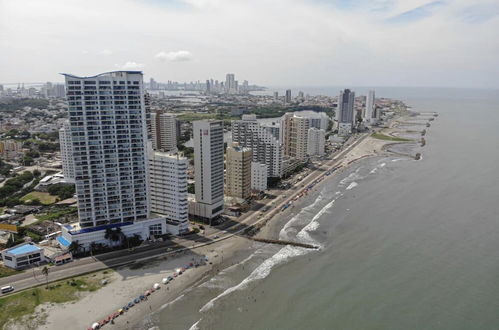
(372, 132), (412, 142)
(20, 192), (57, 205)
(0, 207), (4, 215)
(0, 271), (112, 329)
(0, 265), (21, 279)
(177, 112), (218, 122)
(35, 207), (77, 222)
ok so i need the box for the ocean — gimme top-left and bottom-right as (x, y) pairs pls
(142, 87), (499, 330)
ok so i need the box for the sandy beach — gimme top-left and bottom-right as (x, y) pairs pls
(6, 112), (431, 330)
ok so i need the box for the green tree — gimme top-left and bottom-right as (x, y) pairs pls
(41, 266), (49, 289)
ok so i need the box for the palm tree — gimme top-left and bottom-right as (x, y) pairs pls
(104, 228), (114, 245)
(41, 266), (49, 289)
(68, 240), (82, 255)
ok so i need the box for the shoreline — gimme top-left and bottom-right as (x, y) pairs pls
(8, 112), (433, 330)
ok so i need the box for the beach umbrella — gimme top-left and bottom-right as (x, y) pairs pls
(153, 283), (160, 290)
(91, 322), (100, 329)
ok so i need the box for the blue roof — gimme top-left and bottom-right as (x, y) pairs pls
(57, 236), (71, 247)
(7, 243), (41, 255)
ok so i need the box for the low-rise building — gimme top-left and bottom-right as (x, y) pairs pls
(1, 243), (45, 269)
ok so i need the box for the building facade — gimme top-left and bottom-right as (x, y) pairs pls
(1, 243), (45, 269)
(63, 71), (149, 228)
(337, 89), (355, 136)
(307, 128), (326, 156)
(189, 120), (224, 219)
(232, 116), (283, 178)
(59, 121), (75, 183)
(149, 151), (189, 233)
(225, 143), (252, 199)
(150, 112), (178, 152)
(364, 90), (377, 125)
(251, 162), (268, 191)
(282, 113), (310, 161)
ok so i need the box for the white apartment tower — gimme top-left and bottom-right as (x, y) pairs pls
(251, 162), (268, 191)
(149, 151), (189, 233)
(63, 71), (149, 228)
(151, 112), (178, 152)
(307, 128), (326, 157)
(225, 73), (237, 94)
(225, 143), (252, 199)
(231, 116), (283, 178)
(59, 121), (75, 183)
(190, 120), (224, 219)
(365, 90), (377, 125)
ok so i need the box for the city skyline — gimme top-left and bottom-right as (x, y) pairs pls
(1, 0), (498, 88)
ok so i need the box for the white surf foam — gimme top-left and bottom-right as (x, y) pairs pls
(279, 192), (324, 240)
(188, 319), (202, 330)
(296, 198), (337, 245)
(380, 163), (386, 167)
(346, 182), (358, 190)
(199, 245), (307, 313)
(160, 294), (185, 310)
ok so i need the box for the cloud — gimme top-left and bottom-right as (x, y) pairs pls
(386, 1), (445, 23)
(99, 49), (113, 55)
(155, 50), (193, 62)
(115, 61), (145, 70)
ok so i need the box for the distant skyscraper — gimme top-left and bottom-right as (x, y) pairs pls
(225, 143), (252, 199)
(149, 151), (189, 233)
(285, 89), (292, 103)
(225, 73), (236, 94)
(364, 90), (377, 125)
(232, 116), (282, 178)
(206, 79), (211, 93)
(273, 91), (279, 102)
(337, 89), (355, 136)
(151, 112), (178, 152)
(63, 71), (149, 228)
(59, 121), (75, 183)
(189, 120), (224, 220)
(307, 128), (325, 157)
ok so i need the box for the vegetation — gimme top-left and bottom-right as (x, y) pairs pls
(177, 112), (218, 122)
(20, 192), (57, 205)
(0, 171), (34, 206)
(178, 145), (194, 159)
(35, 207), (77, 222)
(0, 271), (111, 329)
(0, 98), (49, 113)
(0, 159), (13, 177)
(47, 183), (75, 200)
(371, 132), (412, 142)
(0, 265), (21, 279)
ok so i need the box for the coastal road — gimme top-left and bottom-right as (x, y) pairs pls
(0, 133), (369, 294)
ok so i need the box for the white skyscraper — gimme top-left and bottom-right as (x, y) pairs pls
(189, 120), (224, 220)
(307, 128), (326, 157)
(150, 112), (178, 152)
(364, 90), (377, 125)
(63, 71), (149, 228)
(232, 116), (283, 178)
(59, 121), (75, 183)
(149, 151), (189, 233)
(282, 113), (310, 161)
(225, 73), (236, 94)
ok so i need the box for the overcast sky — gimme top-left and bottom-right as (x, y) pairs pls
(0, 0), (498, 88)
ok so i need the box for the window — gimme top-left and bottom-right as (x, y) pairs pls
(149, 224), (163, 236)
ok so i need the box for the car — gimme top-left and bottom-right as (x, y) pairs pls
(213, 235), (220, 239)
(1, 286), (14, 294)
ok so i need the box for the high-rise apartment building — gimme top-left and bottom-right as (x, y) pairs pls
(149, 151), (189, 233)
(225, 73), (236, 94)
(282, 113), (310, 161)
(337, 89), (355, 136)
(364, 90), (377, 125)
(225, 143), (252, 199)
(292, 110), (330, 131)
(63, 71), (149, 228)
(307, 128), (326, 157)
(189, 120), (224, 220)
(150, 112), (178, 152)
(285, 89), (292, 103)
(59, 121), (75, 183)
(251, 162), (268, 191)
(232, 116), (282, 178)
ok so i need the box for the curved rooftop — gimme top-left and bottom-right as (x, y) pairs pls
(60, 71), (143, 79)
